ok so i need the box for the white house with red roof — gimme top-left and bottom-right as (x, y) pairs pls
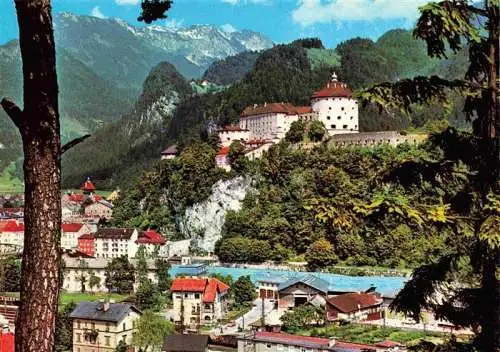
(0, 220), (24, 248)
(218, 125), (251, 147)
(61, 222), (94, 250)
(170, 277), (230, 327)
(136, 229), (167, 257)
(326, 292), (383, 322)
(215, 146), (231, 171)
(311, 72), (359, 136)
(84, 200), (113, 220)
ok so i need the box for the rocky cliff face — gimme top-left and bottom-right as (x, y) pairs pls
(179, 176), (253, 252)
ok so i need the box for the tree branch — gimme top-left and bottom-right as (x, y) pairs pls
(61, 134), (91, 155)
(1, 97), (24, 129)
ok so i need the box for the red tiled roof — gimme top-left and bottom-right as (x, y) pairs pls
(253, 332), (376, 351)
(294, 106), (313, 114)
(203, 278), (230, 303)
(1, 220), (24, 232)
(326, 292), (382, 313)
(67, 194), (103, 203)
(0, 332), (14, 352)
(171, 278), (207, 292)
(136, 230), (166, 245)
(219, 125), (248, 132)
(217, 146), (230, 156)
(375, 340), (403, 348)
(241, 102), (297, 117)
(78, 233), (95, 240)
(62, 223), (84, 233)
(312, 80), (353, 99)
(171, 278), (229, 303)
(81, 178), (96, 191)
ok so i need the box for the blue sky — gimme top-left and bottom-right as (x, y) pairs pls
(0, 0), (431, 48)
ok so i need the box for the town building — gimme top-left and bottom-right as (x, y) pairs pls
(0, 296), (19, 332)
(215, 146), (231, 171)
(78, 233), (96, 257)
(0, 331), (14, 352)
(326, 292), (384, 321)
(93, 228), (139, 259)
(218, 125), (251, 147)
(81, 177), (97, 196)
(62, 256), (158, 293)
(311, 73), (359, 136)
(61, 223), (94, 250)
(70, 301), (141, 352)
(237, 332), (400, 352)
(328, 131), (428, 147)
(84, 200), (113, 220)
(171, 277), (230, 327)
(0, 220), (24, 248)
(161, 145), (179, 160)
(277, 275), (329, 309)
(256, 276), (288, 300)
(162, 335), (209, 352)
(136, 229), (168, 257)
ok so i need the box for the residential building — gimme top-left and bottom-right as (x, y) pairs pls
(136, 229), (167, 257)
(239, 102), (300, 141)
(0, 332), (14, 352)
(70, 301), (141, 352)
(161, 145), (179, 160)
(311, 72), (359, 136)
(218, 125), (251, 147)
(61, 223), (93, 250)
(81, 177), (97, 196)
(162, 335), (209, 352)
(62, 256), (158, 293)
(0, 220), (24, 247)
(256, 275), (288, 300)
(277, 274), (329, 309)
(78, 233), (96, 257)
(84, 200), (113, 220)
(215, 146), (231, 171)
(237, 332), (399, 352)
(326, 292), (383, 321)
(171, 277), (229, 327)
(93, 228), (139, 259)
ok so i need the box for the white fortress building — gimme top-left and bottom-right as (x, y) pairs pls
(311, 72), (359, 135)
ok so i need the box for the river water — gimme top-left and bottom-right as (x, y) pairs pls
(170, 265), (408, 297)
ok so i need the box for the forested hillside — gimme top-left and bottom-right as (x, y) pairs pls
(62, 30), (468, 188)
(202, 51), (261, 85)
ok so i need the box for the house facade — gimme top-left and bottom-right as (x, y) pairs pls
(326, 292), (383, 321)
(215, 146), (231, 171)
(277, 275), (329, 309)
(218, 125), (251, 147)
(136, 229), (167, 257)
(61, 223), (93, 250)
(70, 301), (141, 352)
(84, 200), (113, 220)
(93, 228), (139, 259)
(161, 145), (179, 160)
(78, 233), (96, 257)
(171, 277), (229, 327)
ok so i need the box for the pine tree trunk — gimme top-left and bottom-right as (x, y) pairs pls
(1, 1), (61, 351)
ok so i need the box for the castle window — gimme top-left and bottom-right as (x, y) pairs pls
(337, 116), (341, 120)
(343, 125), (348, 129)
(350, 116), (353, 120)
(329, 107), (332, 110)
(327, 116), (331, 120)
(355, 125), (358, 128)
(341, 107), (344, 111)
(331, 125), (336, 129)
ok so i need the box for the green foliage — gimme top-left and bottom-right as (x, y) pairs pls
(0, 257), (20, 292)
(281, 306), (325, 333)
(307, 120), (326, 142)
(155, 258), (171, 293)
(138, 0), (173, 24)
(135, 280), (163, 311)
(228, 140), (247, 172)
(232, 275), (256, 306)
(115, 340), (128, 352)
(305, 238), (339, 271)
(105, 256), (135, 294)
(202, 51), (261, 85)
(133, 310), (174, 352)
(286, 120), (306, 143)
(215, 236), (272, 263)
(88, 274), (101, 292)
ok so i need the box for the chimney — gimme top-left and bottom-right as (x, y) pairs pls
(103, 301), (110, 312)
(264, 102), (267, 107)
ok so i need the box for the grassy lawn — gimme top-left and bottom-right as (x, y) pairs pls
(59, 292), (128, 309)
(224, 305), (251, 322)
(296, 323), (446, 346)
(0, 163), (23, 194)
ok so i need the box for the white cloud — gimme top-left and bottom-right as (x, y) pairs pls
(90, 6), (107, 19)
(221, 0), (239, 4)
(292, 0), (433, 27)
(165, 18), (185, 29)
(115, 0), (140, 5)
(221, 23), (237, 33)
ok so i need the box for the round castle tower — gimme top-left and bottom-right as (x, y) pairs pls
(311, 73), (359, 136)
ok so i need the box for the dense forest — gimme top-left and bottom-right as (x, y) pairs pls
(62, 30), (467, 188)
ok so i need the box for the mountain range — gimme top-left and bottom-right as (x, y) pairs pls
(0, 13), (273, 175)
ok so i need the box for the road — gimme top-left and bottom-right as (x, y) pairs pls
(214, 298), (275, 335)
